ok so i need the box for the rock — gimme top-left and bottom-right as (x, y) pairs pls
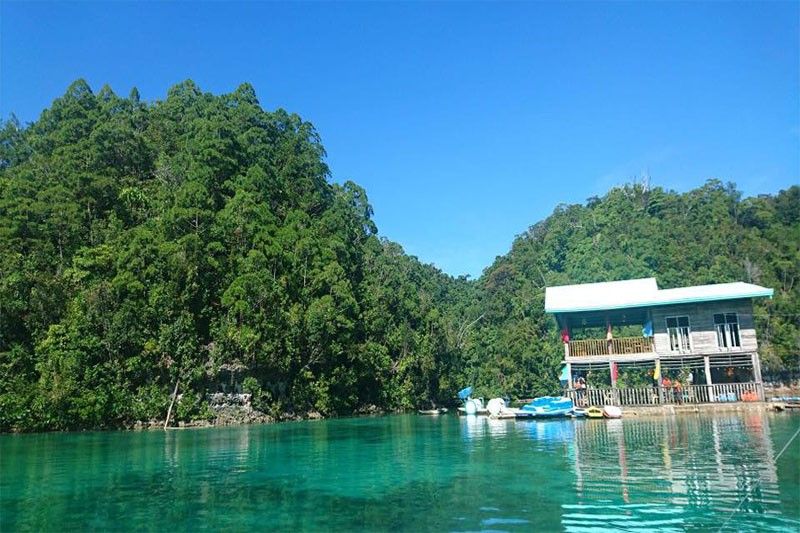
(211, 404), (273, 426)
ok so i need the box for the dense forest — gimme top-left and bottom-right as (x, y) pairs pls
(1, 81), (798, 431)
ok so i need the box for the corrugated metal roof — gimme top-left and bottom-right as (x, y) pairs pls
(545, 277), (773, 313)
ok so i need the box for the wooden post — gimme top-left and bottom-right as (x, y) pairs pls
(704, 356), (714, 403)
(751, 353), (764, 400)
(655, 358), (662, 405)
(566, 362), (573, 389)
(164, 378), (180, 431)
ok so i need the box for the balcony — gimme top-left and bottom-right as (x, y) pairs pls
(568, 336), (654, 358)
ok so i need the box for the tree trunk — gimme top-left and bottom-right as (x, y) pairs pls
(164, 378), (180, 430)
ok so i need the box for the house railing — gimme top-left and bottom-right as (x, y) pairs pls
(565, 382), (763, 406)
(568, 336), (655, 357)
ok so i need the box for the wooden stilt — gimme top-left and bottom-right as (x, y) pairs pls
(704, 356), (714, 402)
(751, 353), (764, 400)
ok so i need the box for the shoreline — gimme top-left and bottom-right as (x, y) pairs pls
(5, 401), (796, 435)
(0, 405), (400, 435)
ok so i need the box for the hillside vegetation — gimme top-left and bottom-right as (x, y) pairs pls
(463, 180), (799, 397)
(1, 81), (797, 431)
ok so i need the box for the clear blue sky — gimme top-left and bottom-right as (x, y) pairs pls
(2, 2), (798, 278)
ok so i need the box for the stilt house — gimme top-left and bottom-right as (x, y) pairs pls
(546, 278), (773, 405)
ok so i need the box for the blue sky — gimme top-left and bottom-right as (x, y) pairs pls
(2, 2), (798, 278)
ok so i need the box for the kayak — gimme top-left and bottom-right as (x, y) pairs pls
(603, 405), (623, 419)
(586, 406), (604, 418)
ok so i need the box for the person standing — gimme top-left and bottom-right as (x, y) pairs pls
(662, 375), (672, 403)
(576, 376), (587, 406)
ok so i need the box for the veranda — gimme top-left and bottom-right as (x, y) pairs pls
(566, 355), (762, 407)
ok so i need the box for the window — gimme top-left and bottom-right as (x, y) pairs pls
(714, 313), (741, 349)
(666, 316), (691, 352)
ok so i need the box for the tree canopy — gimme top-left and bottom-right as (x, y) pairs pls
(1, 81), (797, 431)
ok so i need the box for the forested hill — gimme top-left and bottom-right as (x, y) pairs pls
(0, 80), (471, 431)
(1, 81), (798, 432)
(460, 181), (799, 398)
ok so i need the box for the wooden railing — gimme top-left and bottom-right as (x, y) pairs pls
(566, 382), (763, 407)
(568, 336), (655, 357)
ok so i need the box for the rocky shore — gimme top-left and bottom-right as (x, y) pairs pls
(128, 393), (390, 430)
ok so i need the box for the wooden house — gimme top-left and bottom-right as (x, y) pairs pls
(546, 278), (773, 406)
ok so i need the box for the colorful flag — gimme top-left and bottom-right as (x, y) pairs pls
(654, 360), (661, 382)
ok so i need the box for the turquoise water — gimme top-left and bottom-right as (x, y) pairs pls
(1, 413), (798, 531)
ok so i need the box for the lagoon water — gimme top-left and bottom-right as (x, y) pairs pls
(1, 413), (799, 531)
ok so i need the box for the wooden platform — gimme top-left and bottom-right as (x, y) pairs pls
(489, 408), (535, 419)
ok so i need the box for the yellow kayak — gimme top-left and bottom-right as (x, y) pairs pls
(586, 406), (604, 418)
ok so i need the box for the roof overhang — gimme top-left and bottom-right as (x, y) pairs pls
(545, 278), (774, 314)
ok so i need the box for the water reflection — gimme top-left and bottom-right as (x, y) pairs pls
(524, 419), (576, 448)
(461, 415), (581, 446)
(563, 412), (796, 531)
(1, 413), (797, 531)
(460, 414), (514, 441)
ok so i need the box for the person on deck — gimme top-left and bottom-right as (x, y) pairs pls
(576, 376), (587, 406)
(662, 376), (672, 403)
(673, 379), (683, 404)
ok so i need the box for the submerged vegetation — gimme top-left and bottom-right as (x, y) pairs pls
(1, 80), (798, 431)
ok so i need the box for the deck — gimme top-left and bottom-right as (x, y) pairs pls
(565, 382), (763, 407)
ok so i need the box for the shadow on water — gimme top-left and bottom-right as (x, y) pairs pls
(1, 412), (798, 531)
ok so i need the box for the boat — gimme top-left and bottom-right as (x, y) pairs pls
(572, 408), (587, 418)
(457, 406), (489, 415)
(457, 386), (488, 415)
(492, 407), (534, 419)
(603, 405), (623, 419)
(418, 408), (448, 415)
(487, 397), (534, 419)
(520, 396), (574, 418)
(585, 406), (604, 418)
(458, 398), (488, 415)
(491, 408), (535, 419)
(486, 397), (506, 417)
(458, 387), (473, 401)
